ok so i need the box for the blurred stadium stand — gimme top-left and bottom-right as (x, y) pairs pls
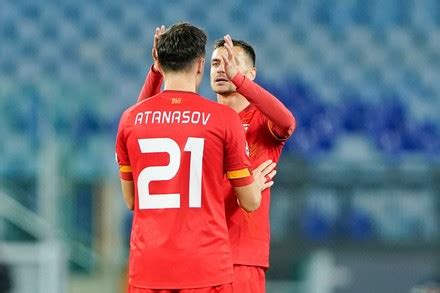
(0, 0), (439, 292)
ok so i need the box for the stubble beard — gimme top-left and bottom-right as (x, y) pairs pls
(212, 83), (235, 96)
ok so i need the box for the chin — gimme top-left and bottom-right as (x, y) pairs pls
(214, 89), (231, 95)
(212, 85), (231, 95)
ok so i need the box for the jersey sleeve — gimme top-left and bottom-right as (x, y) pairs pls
(223, 109), (254, 187)
(115, 110), (133, 181)
(231, 72), (296, 140)
(137, 65), (163, 103)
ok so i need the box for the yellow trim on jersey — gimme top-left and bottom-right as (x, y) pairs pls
(119, 165), (132, 172)
(226, 168), (251, 179)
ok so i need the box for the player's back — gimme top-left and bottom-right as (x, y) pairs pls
(120, 90), (248, 289)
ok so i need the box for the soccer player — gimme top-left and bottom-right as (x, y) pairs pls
(211, 35), (296, 293)
(115, 23), (262, 293)
(137, 29), (296, 293)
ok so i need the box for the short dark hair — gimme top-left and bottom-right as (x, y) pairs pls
(213, 39), (256, 67)
(157, 23), (207, 72)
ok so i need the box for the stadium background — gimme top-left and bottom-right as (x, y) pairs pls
(0, 0), (439, 292)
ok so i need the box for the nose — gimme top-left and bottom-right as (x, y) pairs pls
(216, 60), (225, 73)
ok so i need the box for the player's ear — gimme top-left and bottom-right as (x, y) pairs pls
(156, 62), (164, 75)
(246, 67), (256, 81)
(197, 57), (205, 74)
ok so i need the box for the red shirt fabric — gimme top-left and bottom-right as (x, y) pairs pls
(116, 90), (253, 289)
(137, 65), (163, 103)
(136, 69), (295, 270)
(224, 104), (286, 268)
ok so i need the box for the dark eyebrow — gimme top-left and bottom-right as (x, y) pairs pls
(211, 57), (221, 63)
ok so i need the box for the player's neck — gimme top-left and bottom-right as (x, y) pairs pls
(217, 92), (250, 113)
(163, 72), (197, 93)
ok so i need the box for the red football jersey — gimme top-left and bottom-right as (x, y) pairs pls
(136, 69), (295, 270)
(224, 104), (286, 268)
(115, 90), (253, 289)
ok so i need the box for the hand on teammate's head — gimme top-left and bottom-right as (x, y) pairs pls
(152, 25), (165, 72)
(220, 34), (240, 80)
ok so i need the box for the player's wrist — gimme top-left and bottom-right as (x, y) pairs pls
(231, 72), (245, 88)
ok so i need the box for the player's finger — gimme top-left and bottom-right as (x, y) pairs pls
(265, 164), (277, 177)
(266, 169), (276, 180)
(261, 163), (276, 177)
(255, 161), (275, 176)
(221, 54), (229, 67)
(261, 180), (274, 191)
(223, 35), (234, 52)
(224, 43), (234, 60)
(224, 34), (232, 46)
(155, 25), (165, 41)
(253, 160), (273, 174)
(153, 28), (160, 47)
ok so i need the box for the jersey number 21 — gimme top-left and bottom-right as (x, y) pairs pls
(137, 137), (204, 209)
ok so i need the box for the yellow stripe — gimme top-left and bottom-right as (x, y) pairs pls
(119, 165), (132, 172)
(226, 168), (251, 179)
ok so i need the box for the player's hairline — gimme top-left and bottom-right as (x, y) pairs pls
(213, 38), (256, 67)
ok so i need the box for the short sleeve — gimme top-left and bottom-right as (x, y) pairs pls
(115, 110), (133, 181)
(223, 109), (254, 187)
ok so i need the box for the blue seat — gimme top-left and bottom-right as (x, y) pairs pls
(81, 20), (100, 40)
(73, 110), (102, 144)
(341, 208), (375, 241)
(416, 121), (440, 153)
(341, 98), (370, 132)
(1, 19), (19, 42)
(62, 3), (81, 24)
(300, 207), (333, 241)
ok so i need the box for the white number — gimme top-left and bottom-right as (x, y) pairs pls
(185, 137), (204, 208)
(137, 137), (204, 209)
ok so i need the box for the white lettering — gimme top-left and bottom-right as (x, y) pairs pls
(162, 111), (171, 124)
(182, 111), (190, 124)
(144, 111), (152, 124)
(135, 112), (143, 125)
(202, 113), (211, 125)
(172, 111), (181, 123)
(133, 111), (211, 126)
(191, 112), (201, 124)
(152, 111), (161, 123)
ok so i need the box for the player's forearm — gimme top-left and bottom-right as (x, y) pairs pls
(228, 171), (261, 212)
(234, 182), (261, 212)
(120, 179), (135, 210)
(232, 72), (296, 137)
(137, 65), (163, 103)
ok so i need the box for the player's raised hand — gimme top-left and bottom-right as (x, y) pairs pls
(253, 160), (277, 191)
(152, 25), (165, 72)
(221, 34), (239, 79)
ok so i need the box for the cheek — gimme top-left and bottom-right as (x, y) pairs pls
(238, 65), (248, 74)
(210, 68), (216, 78)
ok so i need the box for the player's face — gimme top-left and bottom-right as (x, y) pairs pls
(210, 46), (251, 95)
